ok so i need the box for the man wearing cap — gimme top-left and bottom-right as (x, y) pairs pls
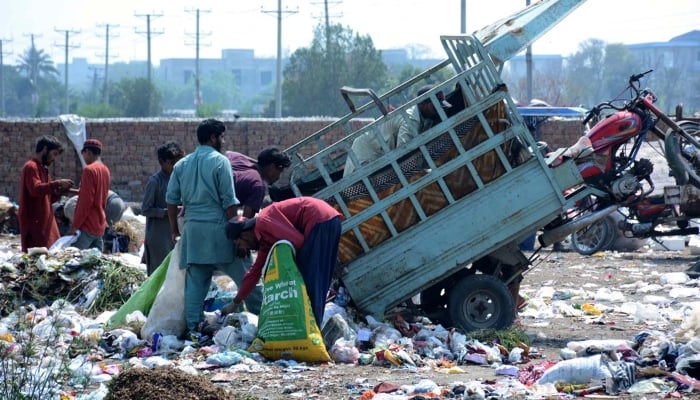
(343, 84), (451, 176)
(222, 196), (343, 328)
(18, 135), (75, 252)
(223, 147), (292, 313)
(70, 138), (111, 250)
(166, 119), (242, 340)
(396, 84), (452, 146)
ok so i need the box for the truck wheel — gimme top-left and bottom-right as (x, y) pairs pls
(571, 215), (616, 255)
(448, 274), (515, 331)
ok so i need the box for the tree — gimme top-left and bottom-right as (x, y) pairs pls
(563, 39), (606, 108)
(110, 77), (162, 117)
(1, 65), (22, 116)
(563, 39), (642, 108)
(200, 70), (240, 110)
(382, 64), (455, 109)
(599, 43), (643, 102)
(157, 81), (197, 110)
(507, 69), (567, 106)
(281, 24), (389, 117)
(15, 44), (61, 117)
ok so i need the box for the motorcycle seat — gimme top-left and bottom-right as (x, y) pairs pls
(546, 136), (594, 167)
(562, 136), (593, 159)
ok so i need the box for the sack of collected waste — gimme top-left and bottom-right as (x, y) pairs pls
(141, 241), (187, 339)
(536, 354), (612, 385)
(247, 240), (331, 362)
(105, 251), (170, 329)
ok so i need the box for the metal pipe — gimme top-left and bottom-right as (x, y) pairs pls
(538, 205), (618, 247)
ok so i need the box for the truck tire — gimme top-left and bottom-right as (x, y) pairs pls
(571, 215), (616, 255)
(448, 274), (515, 331)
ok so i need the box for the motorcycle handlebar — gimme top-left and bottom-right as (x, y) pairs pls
(582, 106), (597, 126)
(629, 69), (654, 85)
(583, 70), (655, 126)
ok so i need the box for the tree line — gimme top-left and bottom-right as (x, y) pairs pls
(2, 26), (699, 119)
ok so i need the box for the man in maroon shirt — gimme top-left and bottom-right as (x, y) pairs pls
(19, 135), (74, 252)
(224, 147), (291, 314)
(224, 196), (343, 327)
(70, 138), (111, 251)
(226, 147), (291, 218)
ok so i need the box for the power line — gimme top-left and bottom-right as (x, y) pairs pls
(262, 0), (298, 118)
(135, 12), (164, 82)
(96, 23), (119, 104)
(185, 8), (211, 107)
(54, 28), (80, 114)
(0, 37), (12, 116)
(311, 0), (342, 53)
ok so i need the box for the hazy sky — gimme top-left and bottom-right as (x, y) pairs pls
(0, 0), (698, 66)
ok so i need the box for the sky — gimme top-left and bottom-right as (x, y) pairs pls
(0, 0), (699, 67)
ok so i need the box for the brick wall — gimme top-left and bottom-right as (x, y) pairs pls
(0, 118), (585, 204)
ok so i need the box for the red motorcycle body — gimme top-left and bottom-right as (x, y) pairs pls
(577, 111), (644, 179)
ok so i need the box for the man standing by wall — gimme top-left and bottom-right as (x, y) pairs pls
(19, 135), (74, 252)
(166, 119), (241, 340)
(70, 138), (111, 251)
(142, 141), (185, 275)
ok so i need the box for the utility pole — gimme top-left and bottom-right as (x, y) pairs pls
(88, 66), (103, 100)
(55, 28), (80, 114)
(135, 12), (163, 83)
(0, 38), (11, 116)
(311, 0), (340, 55)
(324, 0), (330, 52)
(97, 23), (119, 104)
(460, 0), (466, 34)
(24, 34), (42, 116)
(185, 8), (211, 108)
(525, 0), (533, 104)
(263, 1), (297, 118)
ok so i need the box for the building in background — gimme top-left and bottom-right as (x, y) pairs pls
(53, 30), (700, 115)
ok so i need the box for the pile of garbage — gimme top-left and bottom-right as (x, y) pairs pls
(0, 196), (18, 234)
(0, 246), (145, 317)
(3, 244), (700, 399)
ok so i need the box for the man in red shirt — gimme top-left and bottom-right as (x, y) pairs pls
(224, 196), (343, 327)
(70, 138), (111, 251)
(19, 135), (75, 252)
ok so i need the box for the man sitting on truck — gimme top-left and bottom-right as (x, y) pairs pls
(343, 84), (451, 176)
(395, 84), (452, 146)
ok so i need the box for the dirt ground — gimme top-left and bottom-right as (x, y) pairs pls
(99, 243), (700, 399)
(4, 230), (700, 399)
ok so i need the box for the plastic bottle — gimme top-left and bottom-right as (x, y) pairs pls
(334, 286), (351, 307)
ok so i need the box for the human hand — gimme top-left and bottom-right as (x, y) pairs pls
(56, 179), (73, 193)
(221, 300), (244, 316)
(235, 246), (250, 258)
